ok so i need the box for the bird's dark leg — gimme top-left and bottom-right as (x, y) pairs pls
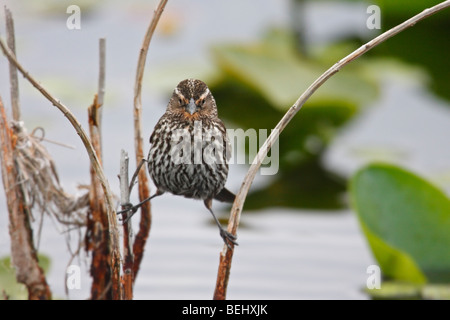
(117, 190), (164, 224)
(204, 198), (238, 249)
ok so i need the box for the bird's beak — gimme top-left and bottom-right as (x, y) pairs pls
(186, 98), (197, 115)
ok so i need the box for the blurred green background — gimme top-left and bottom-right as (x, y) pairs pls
(207, 0), (450, 211)
(203, 0), (450, 297)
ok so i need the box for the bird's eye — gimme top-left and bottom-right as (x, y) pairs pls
(178, 98), (183, 105)
(198, 99), (205, 107)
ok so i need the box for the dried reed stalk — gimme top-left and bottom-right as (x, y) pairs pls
(131, 0), (169, 281)
(119, 150), (134, 300)
(213, 0), (450, 300)
(0, 98), (51, 300)
(0, 25), (121, 300)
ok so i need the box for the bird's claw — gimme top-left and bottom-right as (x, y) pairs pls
(220, 229), (238, 249)
(116, 203), (138, 224)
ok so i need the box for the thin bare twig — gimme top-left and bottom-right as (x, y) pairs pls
(0, 34), (122, 298)
(97, 39), (106, 106)
(131, 0), (168, 281)
(5, 6), (20, 121)
(119, 150), (134, 299)
(0, 38), (116, 221)
(128, 158), (147, 192)
(86, 38), (124, 300)
(96, 38), (106, 154)
(1, 8), (51, 300)
(3, 14), (89, 299)
(213, 0), (450, 300)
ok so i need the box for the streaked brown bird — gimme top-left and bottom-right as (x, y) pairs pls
(120, 79), (237, 247)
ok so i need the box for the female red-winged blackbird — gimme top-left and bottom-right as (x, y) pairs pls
(120, 79), (237, 247)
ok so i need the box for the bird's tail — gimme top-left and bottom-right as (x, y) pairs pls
(214, 188), (236, 203)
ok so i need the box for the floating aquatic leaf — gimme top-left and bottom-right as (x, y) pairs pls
(350, 163), (450, 283)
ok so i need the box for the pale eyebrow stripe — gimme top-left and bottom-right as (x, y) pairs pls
(198, 88), (210, 100)
(174, 87), (186, 100)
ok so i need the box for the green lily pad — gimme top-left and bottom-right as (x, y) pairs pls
(211, 30), (377, 111)
(359, 221), (426, 284)
(421, 284), (450, 300)
(208, 29), (380, 210)
(365, 281), (450, 300)
(350, 163), (450, 283)
(366, 281), (422, 300)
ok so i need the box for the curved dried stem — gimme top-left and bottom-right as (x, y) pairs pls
(213, 0), (450, 300)
(0, 35), (121, 297)
(0, 38), (116, 220)
(131, 0), (168, 281)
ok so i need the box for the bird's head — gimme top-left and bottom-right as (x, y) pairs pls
(167, 79), (218, 120)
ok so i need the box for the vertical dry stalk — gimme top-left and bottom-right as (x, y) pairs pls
(86, 38), (123, 299)
(0, 36), (117, 233)
(5, 7), (20, 121)
(96, 38), (106, 154)
(119, 150), (134, 299)
(0, 33), (121, 300)
(213, 0), (450, 299)
(0, 8), (51, 300)
(0, 98), (51, 300)
(131, 0), (168, 281)
(87, 94), (113, 299)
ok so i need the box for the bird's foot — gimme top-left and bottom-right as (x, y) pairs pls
(116, 194), (158, 224)
(220, 228), (238, 249)
(116, 203), (139, 224)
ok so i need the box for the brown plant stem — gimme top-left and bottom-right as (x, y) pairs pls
(131, 0), (168, 281)
(0, 7), (51, 300)
(5, 7), (20, 122)
(96, 38), (106, 154)
(0, 38), (116, 224)
(87, 93), (113, 299)
(87, 38), (123, 300)
(213, 0), (450, 300)
(0, 34), (121, 299)
(119, 150), (134, 300)
(0, 97), (51, 300)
